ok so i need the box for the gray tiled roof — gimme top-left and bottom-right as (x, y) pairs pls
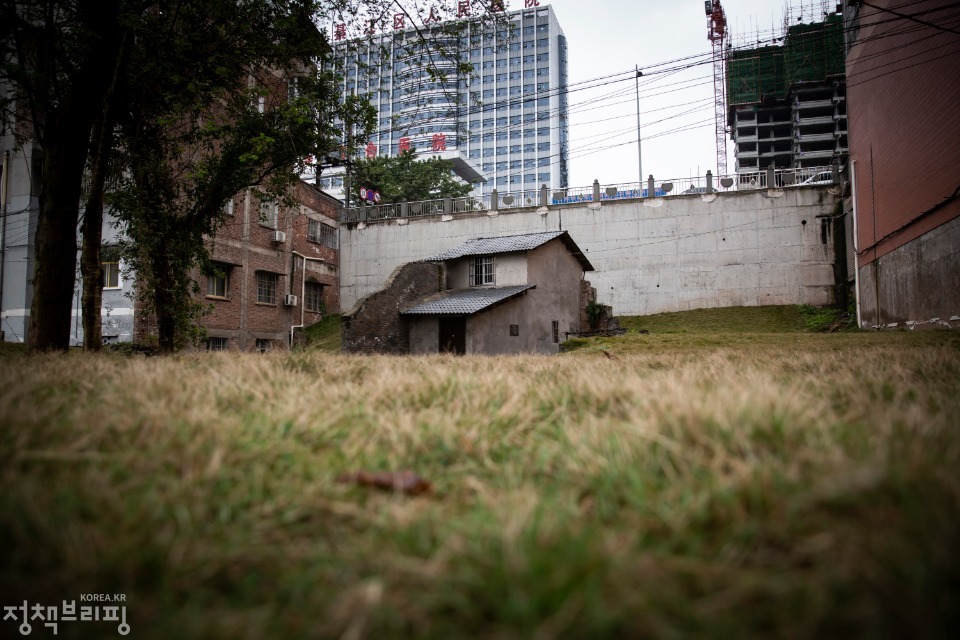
(424, 231), (566, 261)
(422, 230), (593, 271)
(401, 285), (535, 316)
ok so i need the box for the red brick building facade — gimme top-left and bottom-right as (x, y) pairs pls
(133, 181), (341, 351)
(845, 0), (960, 328)
(201, 181), (340, 351)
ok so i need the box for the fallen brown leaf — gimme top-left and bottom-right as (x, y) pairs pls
(336, 470), (432, 496)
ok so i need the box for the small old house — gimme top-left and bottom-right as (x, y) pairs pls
(342, 230), (594, 355)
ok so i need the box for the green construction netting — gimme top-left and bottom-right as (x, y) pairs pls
(726, 14), (844, 106)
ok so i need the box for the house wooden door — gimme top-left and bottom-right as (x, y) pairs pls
(438, 317), (466, 355)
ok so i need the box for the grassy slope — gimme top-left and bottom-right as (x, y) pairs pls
(1, 307), (958, 639)
(299, 314), (342, 352)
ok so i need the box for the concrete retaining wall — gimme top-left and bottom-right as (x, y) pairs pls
(340, 187), (840, 316)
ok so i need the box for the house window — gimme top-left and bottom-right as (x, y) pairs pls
(255, 338), (272, 352)
(305, 282), (324, 313)
(256, 272), (277, 305)
(308, 219), (338, 248)
(224, 198), (234, 216)
(206, 265), (230, 299)
(102, 248), (120, 289)
(469, 256), (495, 286)
(552, 320), (559, 343)
(259, 198), (278, 228)
(510, 324), (519, 336)
(207, 337), (228, 351)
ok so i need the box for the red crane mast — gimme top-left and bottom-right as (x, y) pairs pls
(706, 1), (728, 175)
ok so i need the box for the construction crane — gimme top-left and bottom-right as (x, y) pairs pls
(706, 0), (728, 175)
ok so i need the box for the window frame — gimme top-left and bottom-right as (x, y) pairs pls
(206, 264), (230, 300)
(469, 255), (495, 287)
(256, 271), (278, 305)
(207, 337), (228, 352)
(259, 198), (278, 229)
(101, 248), (121, 290)
(304, 281), (324, 313)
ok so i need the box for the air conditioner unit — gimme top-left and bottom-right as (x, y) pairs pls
(271, 230), (286, 243)
(283, 294), (298, 307)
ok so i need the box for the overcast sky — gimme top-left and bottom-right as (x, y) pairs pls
(536, 0), (822, 188)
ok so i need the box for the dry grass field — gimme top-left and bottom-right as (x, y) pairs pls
(1, 307), (958, 639)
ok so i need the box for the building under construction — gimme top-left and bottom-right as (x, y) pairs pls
(725, 3), (847, 174)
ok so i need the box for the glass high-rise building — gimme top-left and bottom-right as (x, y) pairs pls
(319, 3), (569, 199)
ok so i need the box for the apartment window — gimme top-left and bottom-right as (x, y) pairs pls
(469, 256), (495, 286)
(256, 272), (277, 305)
(259, 198), (278, 228)
(207, 337), (228, 352)
(308, 218), (337, 248)
(206, 264), (230, 299)
(321, 223), (337, 248)
(102, 249), (120, 289)
(305, 282), (324, 313)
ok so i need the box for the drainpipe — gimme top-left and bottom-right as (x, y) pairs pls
(850, 159), (862, 329)
(0, 150), (9, 325)
(289, 250), (325, 347)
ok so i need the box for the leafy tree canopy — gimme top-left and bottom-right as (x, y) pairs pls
(349, 149), (476, 204)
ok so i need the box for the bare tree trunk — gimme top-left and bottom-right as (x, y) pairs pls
(80, 30), (130, 352)
(153, 258), (177, 354)
(80, 122), (106, 352)
(28, 141), (87, 352)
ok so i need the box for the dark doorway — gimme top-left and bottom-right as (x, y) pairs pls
(439, 317), (466, 354)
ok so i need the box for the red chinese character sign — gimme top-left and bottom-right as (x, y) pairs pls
(424, 7), (440, 25)
(431, 133), (447, 152)
(365, 142), (377, 159)
(457, 1), (471, 18)
(524, 0), (541, 7)
(334, 23), (346, 40)
(398, 137), (411, 153)
(393, 13), (405, 30)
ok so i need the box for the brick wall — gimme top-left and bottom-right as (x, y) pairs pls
(341, 261), (444, 354)
(135, 180), (342, 352)
(847, 0), (960, 264)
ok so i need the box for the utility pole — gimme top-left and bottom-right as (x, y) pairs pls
(635, 66), (643, 184)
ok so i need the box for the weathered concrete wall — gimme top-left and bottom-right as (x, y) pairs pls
(340, 187), (839, 316)
(342, 261), (443, 354)
(409, 316), (439, 354)
(465, 292), (542, 355)
(857, 214), (960, 329)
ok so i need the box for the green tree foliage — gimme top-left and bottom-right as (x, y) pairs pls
(1, 0), (128, 351)
(1, 0), (500, 352)
(349, 149), (475, 204)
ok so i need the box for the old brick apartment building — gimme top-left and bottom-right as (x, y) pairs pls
(133, 180), (341, 352)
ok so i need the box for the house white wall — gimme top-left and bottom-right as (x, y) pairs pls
(446, 252), (527, 289)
